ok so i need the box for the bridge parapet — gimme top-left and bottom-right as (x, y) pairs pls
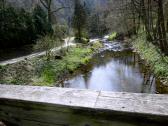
(0, 85), (168, 126)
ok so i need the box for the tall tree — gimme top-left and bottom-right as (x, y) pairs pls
(72, 0), (87, 42)
(0, 0), (5, 9)
(157, 0), (168, 53)
(40, 0), (52, 23)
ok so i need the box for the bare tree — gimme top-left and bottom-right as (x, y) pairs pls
(39, 0), (69, 23)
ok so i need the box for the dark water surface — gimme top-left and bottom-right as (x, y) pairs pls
(63, 41), (159, 93)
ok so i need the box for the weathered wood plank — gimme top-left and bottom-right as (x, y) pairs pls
(0, 100), (133, 126)
(0, 84), (168, 126)
(95, 91), (168, 116)
(94, 91), (168, 122)
(0, 85), (99, 108)
(99, 91), (168, 103)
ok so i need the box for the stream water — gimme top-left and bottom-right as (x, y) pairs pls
(63, 38), (159, 93)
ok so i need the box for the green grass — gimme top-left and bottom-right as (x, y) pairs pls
(132, 34), (168, 85)
(32, 47), (93, 86)
(108, 32), (117, 41)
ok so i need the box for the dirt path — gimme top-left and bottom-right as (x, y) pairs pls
(0, 37), (75, 66)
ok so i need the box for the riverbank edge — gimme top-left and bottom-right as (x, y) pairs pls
(130, 34), (168, 93)
(0, 41), (103, 86)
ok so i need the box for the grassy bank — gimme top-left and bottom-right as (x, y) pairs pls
(131, 34), (168, 90)
(32, 47), (93, 86)
(0, 41), (103, 86)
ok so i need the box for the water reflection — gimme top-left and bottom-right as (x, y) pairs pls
(64, 42), (156, 93)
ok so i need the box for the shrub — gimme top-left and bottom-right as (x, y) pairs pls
(34, 35), (62, 61)
(108, 32), (117, 41)
(0, 5), (51, 49)
(90, 41), (103, 51)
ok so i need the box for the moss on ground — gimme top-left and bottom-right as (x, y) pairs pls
(132, 34), (168, 87)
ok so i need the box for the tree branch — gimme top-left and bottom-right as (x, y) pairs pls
(51, 7), (70, 14)
(40, 0), (48, 9)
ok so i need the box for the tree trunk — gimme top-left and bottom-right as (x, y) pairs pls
(77, 25), (81, 42)
(158, 0), (168, 54)
(1, 0), (5, 9)
(48, 0), (52, 24)
(141, 0), (153, 41)
(48, 8), (52, 23)
(167, 21), (168, 32)
(131, 0), (137, 34)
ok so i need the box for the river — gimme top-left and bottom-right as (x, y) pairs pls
(63, 38), (160, 93)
